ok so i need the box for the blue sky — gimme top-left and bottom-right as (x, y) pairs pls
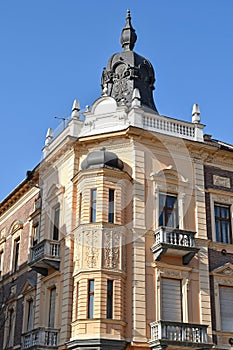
(0, 0), (233, 201)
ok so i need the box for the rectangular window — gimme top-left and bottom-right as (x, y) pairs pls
(32, 224), (39, 246)
(107, 280), (113, 319)
(108, 189), (115, 223)
(219, 285), (233, 332)
(76, 282), (79, 320)
(27, 299), (33, 331)
(214, 204), (231, 243)
(88, 279), (94, 318)
(161, 278), (182, 322)
(79, 193), (82, 224)
(0, 251), (3, 277)
(159, 193), (178, 228)
(14, 238), (20, 271)
(7, 309), (14, 347)
(48, 287), (56, 328)
(90, 189), (97, 223)
(53, 205), (60, 240)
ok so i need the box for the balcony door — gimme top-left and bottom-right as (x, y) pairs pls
(161, 277), (182, 322)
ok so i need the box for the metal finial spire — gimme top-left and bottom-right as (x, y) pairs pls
(120, 9), (137, 51)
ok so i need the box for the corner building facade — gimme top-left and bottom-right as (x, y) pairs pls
(1, 10), (233, 350)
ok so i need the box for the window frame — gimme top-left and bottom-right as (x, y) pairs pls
(32, 223), (39, 246)
(210, 193), (233, 244)
(219, 285), (233, 332)
(13, 237), (20, 272)
(161, 277), (183, 322)
(53, 205), (60, 241)
(78, 192), (82, 225)
(214, 203), (232, 244)
(156, 268), (189, 323)
(0, 250), (3, 278)
(87, 279), (94, 318)
(48, 287), (56, 328)
(106, 280), (113, 319)
(90, 189), (97, 223)
(211, 264), (233, 333)
(4, 306), (15, 349)
(108, 189), (115, 224)
(159, 193), (178, 228)
(26, 299), (34, 331)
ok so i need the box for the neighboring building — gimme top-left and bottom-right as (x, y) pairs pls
(0, 10), (233, 350)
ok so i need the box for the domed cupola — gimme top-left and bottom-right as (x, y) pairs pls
(81, 147), (124, 171)
(101, 10), (158, 113)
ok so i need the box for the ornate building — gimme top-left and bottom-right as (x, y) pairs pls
(0, 10), (233, 350)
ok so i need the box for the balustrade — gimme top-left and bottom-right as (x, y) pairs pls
(154, 227), (195, 247)
(150, 321), (208, 345)
(143, 115), (196, 140)
(31, 239), (60, 262)
(22, 328), (59, 349)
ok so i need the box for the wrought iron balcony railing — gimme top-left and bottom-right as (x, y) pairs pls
(22, 327), (59, 349)
(29, 239), (60, 275)
(151, 227), (199, 264)
(149, 321), (212, 349)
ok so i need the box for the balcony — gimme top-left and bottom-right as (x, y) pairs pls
(149, 321), (212, 349)
(22, 327), (59, 349)
(151, 227), (199, 265)
(29, 239), (60, 276)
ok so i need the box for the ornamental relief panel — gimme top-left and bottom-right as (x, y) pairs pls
(74, 229), (100, 270)
(216, 278), (233, 286)
(74, 227), (126, 272)
(85, 230), (99, 268)
(212, 195), (233, 204)
(212, 263), (233, 277)
(213, 175), (231, 188)
(221, 267), (233, 276)
(103, 230), (120, 269)
(156, 265), (190, 280)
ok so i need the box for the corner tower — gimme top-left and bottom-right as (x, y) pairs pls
(101, 10), (158, 112)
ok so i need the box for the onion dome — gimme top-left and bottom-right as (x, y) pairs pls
(101, 10), (158, 113)
(81, 148), (124, 171)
